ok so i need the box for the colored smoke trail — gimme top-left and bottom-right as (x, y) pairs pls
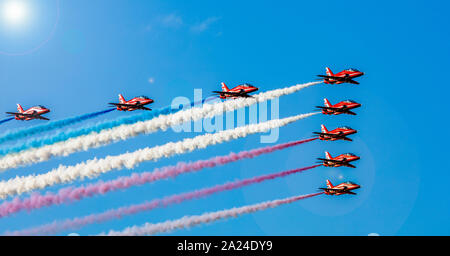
(101, 192), (323, 236)
(0, 106), (179, 156)
(0, 118), (14, 125)
(7, 165), (321, 235)
(0, 112), (318, 199)
(0, 97), (215, 157)
(0, 138), (317, 218)
(0, 98), (215, 158)
(0, 81), (320, 171)
(0, 109), (115, 146)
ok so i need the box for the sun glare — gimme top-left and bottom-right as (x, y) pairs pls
(2, 1), (28, 25)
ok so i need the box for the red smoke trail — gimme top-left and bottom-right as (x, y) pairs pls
(6, 164), (321, 235)
(0, 138), (317, 218)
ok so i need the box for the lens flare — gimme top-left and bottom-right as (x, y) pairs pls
(2, 1), (28, 25)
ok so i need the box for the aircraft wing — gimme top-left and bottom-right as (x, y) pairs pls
(109, 103), (130, 107)
(319, 188), (346, 191)
(317, 75), (348, 81)
(347, 79), (360, 85)
(212, 91), (254, 98)
(342, 163), (357, 168)
(318, 75), (359, 84)
(6, 112), (21, 116)
(6, 112), (50, 120)
(33, 116), (50, 120)
(313, 132), (347, 138)
(315, 106), (342, 110)
(316, 106), (350, 113)
(6, 112), (35, 117)
(316, 106), (357, 115)
(317, 158), (347, 163)
(317, 158), (356, 168)
(109, 103), (152, 110)
(313, 132), (334, 136)
(212, 91), (250, 96)
(314, 132), (351, 140)
(135, 105), (152, 111)
(319, 188), (357, 195)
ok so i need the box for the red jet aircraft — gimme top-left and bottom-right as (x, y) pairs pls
(317, 67), (364, 85)
(212, 82), (258, 99)
(317, 151), (360, 168)
(319, 180), (361, 195)
(109, 94), (154, 111)
(6, 104), (50, 121)
(314, 125), (357, 141)
(316, 98), (361, 115)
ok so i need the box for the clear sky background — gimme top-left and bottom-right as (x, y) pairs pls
(0, 0), (449, 236)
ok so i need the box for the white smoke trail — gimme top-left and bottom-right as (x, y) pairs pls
(0, 112), (318, 199)
(0, 81), (320, 171)
(100, 192), (323, 236)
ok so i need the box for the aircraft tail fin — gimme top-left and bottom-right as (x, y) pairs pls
(17, 104), (24, 113)
(325, 67), (333, 76)
(324, 98), (331, 107)
(325, 151), (332, 160)
(321, 124), (328, 133)
(118, 94), (126, 103)
(326, 179), (333, 188)
(221, 82), (229, 92)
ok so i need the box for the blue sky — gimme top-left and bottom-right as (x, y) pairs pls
(0, 0), (449, 235)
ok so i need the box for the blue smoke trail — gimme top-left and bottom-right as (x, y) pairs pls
(0, 118), (14, 125)
(0, 97), (216, 156)
(0, 109), (115, 145)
